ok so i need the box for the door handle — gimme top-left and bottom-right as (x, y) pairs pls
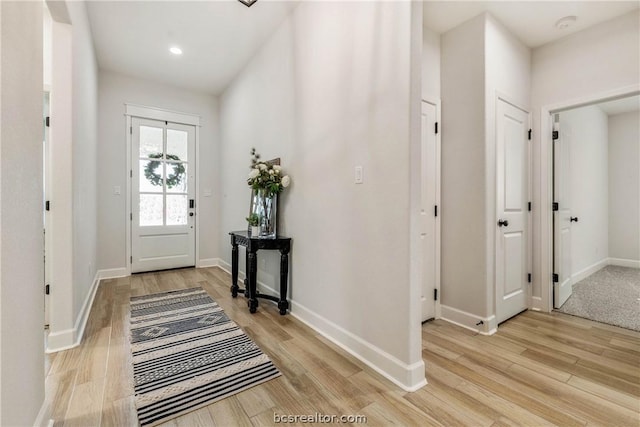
(498, 219), (509, 227)
(570, 216), (578, 222)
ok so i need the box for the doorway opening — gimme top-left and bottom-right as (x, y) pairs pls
(551, 93), (639, 331)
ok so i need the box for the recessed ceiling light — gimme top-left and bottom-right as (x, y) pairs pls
(555, 16), (577, 30)
(169, 46), (183, 55)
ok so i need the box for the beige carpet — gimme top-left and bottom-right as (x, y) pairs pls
(556, 265), (640, 331)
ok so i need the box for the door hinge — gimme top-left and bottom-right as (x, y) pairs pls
(528, 202), (531, 211)
(130, 213), (133, 220)
(434, 288), (438, 301)
(130, 126), (133, 134)
(130, 256), (133, 263)
(45, 116), (50, 127)
(552, 130), (559, 140)
(45, 284), (50, 295)
(434, 205), (438, 217)
(553, 273), (559, 283)
(552, 202), (559, 211)
(527, 273), (532, 283)
(435, 122), (439, 134)
(528, 129), (532, 140)
(45, 200), (50, 211)
(130, 170), (133, 178)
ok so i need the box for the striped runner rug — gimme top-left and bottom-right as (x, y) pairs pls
(129, 287), (281, 426)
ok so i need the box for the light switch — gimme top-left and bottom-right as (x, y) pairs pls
(355, 166), (363, 184)
(114, 186), (121, 195)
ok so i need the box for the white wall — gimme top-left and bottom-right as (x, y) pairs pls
(68, 0), (99, 326)
(560, 106), (609, 278)
(608, 111), (640, 263)
(43, 4), (52, 88)
(440, 13), (530, 327)
(440, 14), (487, 319)
(0, 1), (45, 424)
(97, 70), (220, 270)
(422, 26), (440, 101)
(531, 10), (640, 307)
(219, 1), (424, 389)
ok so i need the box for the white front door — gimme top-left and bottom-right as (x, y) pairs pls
(131, 118), (196, 273)
(553, 114), (573, 308)
(420, 101), (440, 322)
(496, 99), (530, 324)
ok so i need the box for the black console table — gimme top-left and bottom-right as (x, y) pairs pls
(229, 231), (291, 315)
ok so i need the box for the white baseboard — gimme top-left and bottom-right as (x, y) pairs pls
(608, 257), (640, 268)
(217, 262), (426, 390)
(198, 258), (220, 268)
(291, 301), (426, 392)
(530, 296), (543, 311)
(218, 260), (280, 300)
(32, 399), (50, 427)
(572, 258), (608, 284)
(97, 267), (128, 280)
(440, 305), (497, 335)
(218, 259), (232, 274)
(46, 270), (101, 353)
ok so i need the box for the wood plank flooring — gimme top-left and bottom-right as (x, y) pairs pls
(44, 267), (640, 426)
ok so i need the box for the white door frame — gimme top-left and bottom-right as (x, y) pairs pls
(495, 93), (532, 324)
(539, 84), (639, 311)
(125, 104), (201, 275)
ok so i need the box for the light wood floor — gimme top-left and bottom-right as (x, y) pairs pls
(44, 267), (640, 426)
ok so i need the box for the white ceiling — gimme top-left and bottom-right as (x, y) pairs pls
(86, 0), (298, 95)
(423, 1), (640, 48)
(598, 95), (640, 116)
(85, 1), (639, 96)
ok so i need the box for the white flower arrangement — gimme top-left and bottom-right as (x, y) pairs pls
(247, 148), (291, 197)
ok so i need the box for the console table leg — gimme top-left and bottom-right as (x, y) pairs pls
(248, 251), (258, 313)
(230, 243), (239, 297)
(278, 250), (289, 315)
(244, 249), (250, 298)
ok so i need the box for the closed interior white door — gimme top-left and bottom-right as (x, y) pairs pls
(496, 99), (530, 324)
(420, 101), (439, 321)
(131, 118), (196, 273)
(553, 114), (573, 308)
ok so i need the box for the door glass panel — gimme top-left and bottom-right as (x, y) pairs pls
(139, 160), (164, 193)
(139, 126), (163, 158)
(167, 129), (188, 161)
(166, 163), (187, 193)
(140, 194), (163, 226)
(166, 195), (188, 225)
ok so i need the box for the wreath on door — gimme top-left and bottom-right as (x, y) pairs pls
(143, 153), (186, 189)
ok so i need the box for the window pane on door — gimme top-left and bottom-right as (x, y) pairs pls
(139, 126), (163, 158)
(167, 129), (188, 161)
(139, 160), (164, 193)
(140, 194), (163, 226)
(165, 163), (187, 193)
(166, 195), (188, 225)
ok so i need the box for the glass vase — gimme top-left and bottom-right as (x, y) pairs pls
(254, 189), (277, 238)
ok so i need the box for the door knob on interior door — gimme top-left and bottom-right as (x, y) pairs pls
(497, 219), (509, 227)
(570, 216), (578, 222)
